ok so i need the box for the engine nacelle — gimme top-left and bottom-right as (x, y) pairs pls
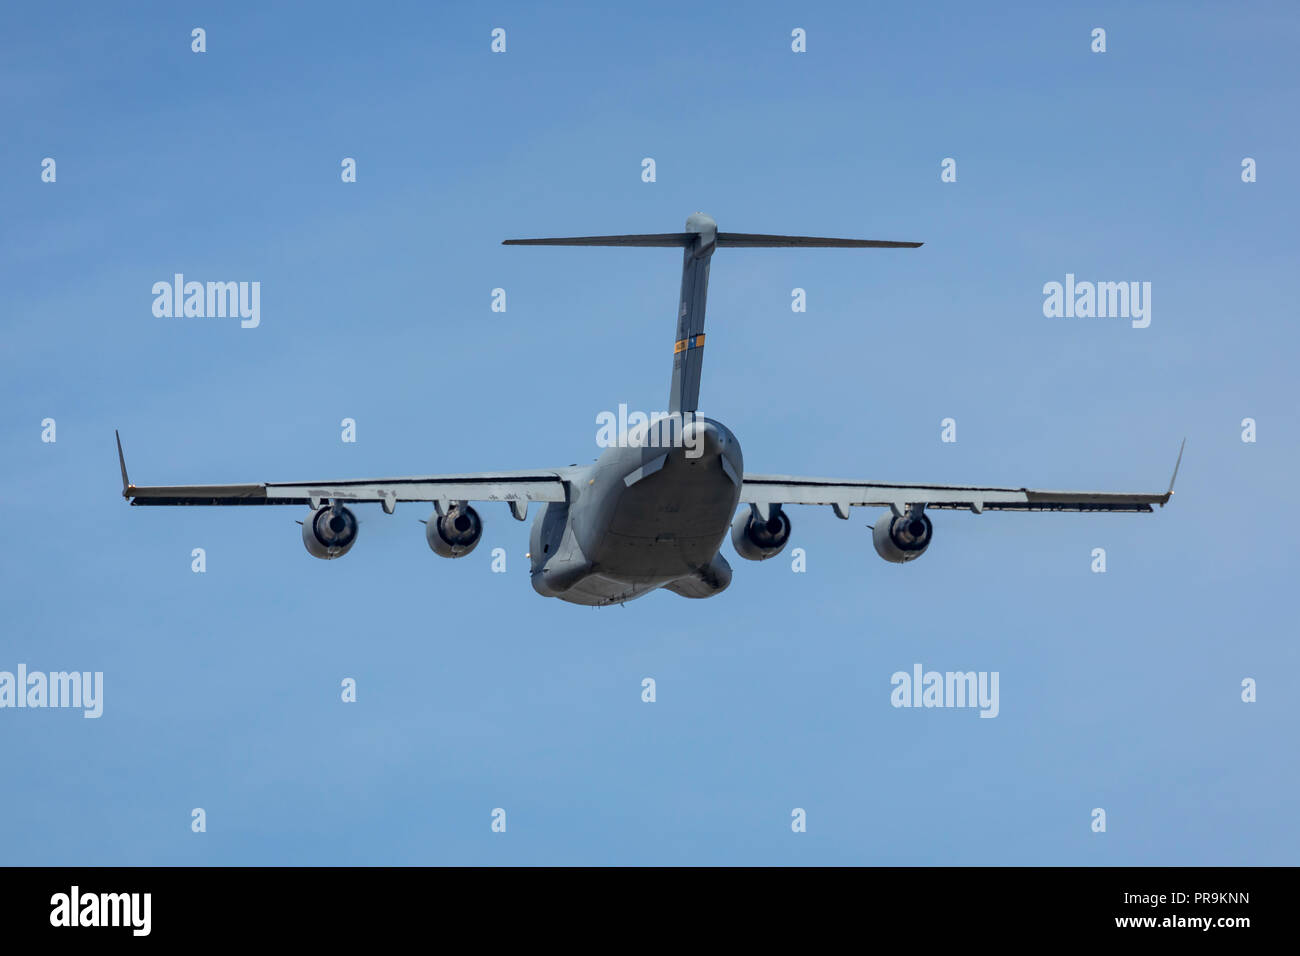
(731, 505), (792, 561)
(426, 504), (483, 558)
(303, 504), (359, 559)
(872, 508), (932, 563)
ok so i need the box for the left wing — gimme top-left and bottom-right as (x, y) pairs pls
(116, 432), (567, 519)
(740, 442), (1184, 516)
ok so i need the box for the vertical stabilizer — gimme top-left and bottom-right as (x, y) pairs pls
(669, 212), (717, 414)
(502, 214), (922, 416)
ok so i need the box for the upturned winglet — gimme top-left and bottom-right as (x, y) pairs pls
(116, 430), (132, 498)
(1161, 438), (1186, 505)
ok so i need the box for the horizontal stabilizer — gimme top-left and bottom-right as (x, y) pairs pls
(503, 233), (695, 247)
(716, 233), (922, 248)
(503, 233), (923, 248)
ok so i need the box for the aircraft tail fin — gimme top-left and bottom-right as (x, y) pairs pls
(503, 214), (923, 414)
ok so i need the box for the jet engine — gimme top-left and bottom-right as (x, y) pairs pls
(872, 508), (932, 563)
(302, 503), (359, 559)
(426, 504), (483, 558)
(731, 505), (792, 561)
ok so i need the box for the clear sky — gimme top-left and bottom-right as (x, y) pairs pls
(2, 1), (1296, 865)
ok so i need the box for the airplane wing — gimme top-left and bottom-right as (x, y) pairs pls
(739, 442), (1184, 516)
(116, 432), (566, 518)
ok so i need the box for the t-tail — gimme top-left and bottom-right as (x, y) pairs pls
(504, 213), (922, 414)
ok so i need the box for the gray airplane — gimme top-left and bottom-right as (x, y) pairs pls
(117, 212), (1182, 606)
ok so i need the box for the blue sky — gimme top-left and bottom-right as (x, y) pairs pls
(2, 1), (1297, 864)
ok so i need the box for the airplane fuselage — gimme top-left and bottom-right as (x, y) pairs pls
(528, 417), (743, 605)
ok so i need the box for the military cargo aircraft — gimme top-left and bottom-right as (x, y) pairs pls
(117, 212), (1181, 606)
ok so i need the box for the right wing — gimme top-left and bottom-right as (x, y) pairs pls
(739, 476), (1171, 514)
(739, 441), (1185, 516)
